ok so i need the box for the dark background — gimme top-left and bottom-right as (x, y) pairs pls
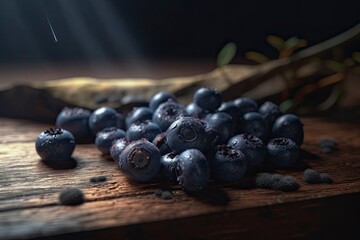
(0, 0), (359, 64)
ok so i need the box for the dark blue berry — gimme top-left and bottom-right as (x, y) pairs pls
(89, 107), (125, 135)
(35, 128), (76, 162)
(166, 117), (208, 154)
(149, 91), (177, 112)
(95, 127), (126, 156)
(228, 134), (265, 167)
(205, 112), (233, 144)
(233, 97), (258, 114)
(59, 188), (84, 205)
(55, 107), (93, 143)
(160, 152), (179, 182)
(258, 101), (283, 132)
(126, 120), (162, 142)
(110, 138), (129, 162)
(266, 138), (299, 168)
(118, 139), (161, 183)
(152, 100), (186, 131)
(194, 87), (222, 112)
(177, 149), (210, 192)
(239, 112), (267, 140)
(255, 173), (299, 191)
(208, 145), (247, 183)
(217, 101), (243, 132)
(125, 107), (153, 129)
(272, 114), (304, 146)
(185, 102), (208, 119)
(152, 132), (172, 155)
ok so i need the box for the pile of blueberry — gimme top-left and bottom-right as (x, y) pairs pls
(35, 87), (304, 193)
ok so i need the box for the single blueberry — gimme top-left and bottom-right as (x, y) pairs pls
(160, 152), (179, 182)
(208, 145), (247, 183)
(217, 101), (243, 132)
(89, 107), (125, 135)
(185, 102), (208, 119)
(125, 107), (153, 129)
(166, 117), (208, 154)
(272, 114), (304, 146)
(118, 139), (161, 183)
(35, 128), (76, 162)
(126, 120), (162, 142)
(149, 91), (177, 112)
(152, 100), (186, 131)
(95, 127), (126, 156)
(228, 134), (266, 167)
(205, 112), (234, 144)
(110, 137), (129, 162)
(258, 101), (283, 133)
(239, 112), (268, 140)
(55, 107), (93, 143)
(233, 97), (258, 114)
(152, 132), (172, 155)
(266, 138), (299, 168)
(177, 149), (210, 192)
(194, 87), (222, 112)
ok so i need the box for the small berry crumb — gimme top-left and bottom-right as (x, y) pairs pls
(255, 173), (299, 191)
(160, 191), (173, 200)
(90, 176), (107, 183)
(154, 188), (163, 196)
(303, 169), (333, 184)
(318, 138), (338, 154)
(59, 188), (84, 206)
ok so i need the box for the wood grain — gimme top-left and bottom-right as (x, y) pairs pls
(0, 117), (359, 240)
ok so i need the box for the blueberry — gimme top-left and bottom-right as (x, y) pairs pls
(166, 117), (208, 154)
(95, 127), (126, 156)
(152, 100), (186, 131)
(126, 120), (162, 142)
(160, 152), (179, 182)
(239, 112), (267, 140)
(217, 101), (243, 132)
(125, 107), (153, 129)
(35, 128), (76, 162)
(118, 139), (161, 183)
(177, 149), (210, 192)
(89, 107), (125, 135)
(233, 97), (258, 114)
(152, 132), (172, 155)
(194, 87), (222, 112)
(185, 102), (208, 119)
(255, 173), (299, 191)
(208, 145), (247, 183)
(272, 114), (304, 146)
(110, 137), (129, 162)
(228, 134), (266, 167)
(205, 112), (233, 144)
(266, 138), (299, 168)
(149, 91), (177, 112)
(55, 107), (93, 143)
(258, 101), (283, 132)
(90, 176), (107, 183)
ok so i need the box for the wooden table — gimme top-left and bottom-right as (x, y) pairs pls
(0, 117), (359, 240)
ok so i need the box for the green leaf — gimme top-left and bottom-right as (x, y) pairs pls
(279, 99), (294, 112)
(324, 60), (346, 73)
(245, 51), (269, 64)
(284, 37), (299, 49)
(352, 52), (360, 63)
(266, 35), (285, 50)
(217, 42), (237, 67)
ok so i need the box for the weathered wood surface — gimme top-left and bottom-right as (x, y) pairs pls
(0, 117), (359, 240)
